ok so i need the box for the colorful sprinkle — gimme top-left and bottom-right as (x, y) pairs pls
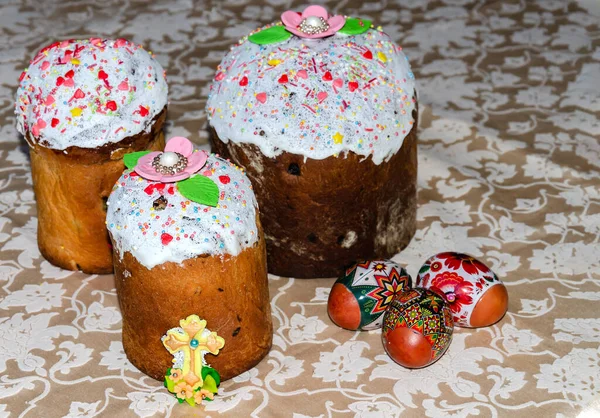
(161, 233), (173, 246)
(106, 100), (118, 111)
(256, 92), (267, 104)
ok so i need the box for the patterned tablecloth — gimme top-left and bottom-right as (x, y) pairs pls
(1, 0), (599, 417)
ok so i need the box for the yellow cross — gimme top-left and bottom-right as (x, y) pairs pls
(162, 315), (225, 389)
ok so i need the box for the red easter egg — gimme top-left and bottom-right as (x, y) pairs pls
(327, 260), (412, 331)
(416, 252), (508, 328)
(328, 283), (361, 330)
(470, 282), (509, 327)
(384, 327), (432, 368)
(382, 288), (453, 368)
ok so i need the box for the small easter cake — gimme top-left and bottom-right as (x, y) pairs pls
(15, 38), (168, 273)
(106, 137), (272, 381)
(207, 5), (418, 278)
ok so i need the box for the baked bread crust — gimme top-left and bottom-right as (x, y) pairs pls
(29, 108), (166, 274)
(210, 109), (417, 278)
(111, 219), (272, 381)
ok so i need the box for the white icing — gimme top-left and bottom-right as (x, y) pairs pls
(206, 25), (417, 165)
(173, 351), (184, 370)
(15, 38), (168, 150)
(106, 153), (259, 270)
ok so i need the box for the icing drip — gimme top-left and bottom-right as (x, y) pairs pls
(106, 154), (259, 269)
(206, 25), (416, 165)
(15, 38), (168, 150)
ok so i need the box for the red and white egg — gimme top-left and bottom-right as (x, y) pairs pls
(416, 252), (508, 328)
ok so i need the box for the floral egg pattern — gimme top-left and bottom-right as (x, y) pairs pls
(416, 252), (509, 328)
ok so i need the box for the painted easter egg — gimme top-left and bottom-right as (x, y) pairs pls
(382, 288), (454, 368)
(328, 260), (412, 331)
(416, 252), (508, 328)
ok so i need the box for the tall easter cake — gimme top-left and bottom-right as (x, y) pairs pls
(207, 6), (418, 278)
(15, 38), (168, 273)
(106, 137), (272, 381)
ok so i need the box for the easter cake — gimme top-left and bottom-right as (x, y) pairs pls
(207, 6), (418, 278)
(15, 38), (168, 273)
(106, 137), (272, 381)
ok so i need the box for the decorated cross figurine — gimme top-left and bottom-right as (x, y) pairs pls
(162, 315), (225, 406)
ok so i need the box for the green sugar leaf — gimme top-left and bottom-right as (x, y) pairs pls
(124, 151), (151, 169)
(177, 175), (219, 207)
(249, 25), (292, 45)
(166, 377), (176, 392)
(201, 366), (221, 386)
(202, 375), (218, 394)
(339, 18), (372, 35)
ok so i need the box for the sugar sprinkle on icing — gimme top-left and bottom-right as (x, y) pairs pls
(106, 153), (259, 270)
(15, 38), (168, 150)
(206, 24), (416, 165)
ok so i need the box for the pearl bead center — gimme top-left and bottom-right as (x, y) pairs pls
(305, 16), (322, 28)
(160, 151), (179, 167)
(298, 16), (330, 35)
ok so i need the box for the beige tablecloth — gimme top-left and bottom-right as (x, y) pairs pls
(1, 0), (599, 417)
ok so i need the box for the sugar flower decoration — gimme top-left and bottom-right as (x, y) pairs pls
(281, 5), (345, 39)
(123, 137), (219, 207)
(135, 137), (208, 183)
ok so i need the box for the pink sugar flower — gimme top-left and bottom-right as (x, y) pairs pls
(135, 136), (207, 183)
(281, 5), (345, 39)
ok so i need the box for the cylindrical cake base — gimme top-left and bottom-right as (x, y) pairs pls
(28, 110), (166, 274)
(112, 229), (273, 381)
(210, 112), (418, 278)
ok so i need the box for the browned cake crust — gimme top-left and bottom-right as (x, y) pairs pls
(210, 109), (417, 278)
(28, 108), (167, 274)
(111, 222), (273, 381)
